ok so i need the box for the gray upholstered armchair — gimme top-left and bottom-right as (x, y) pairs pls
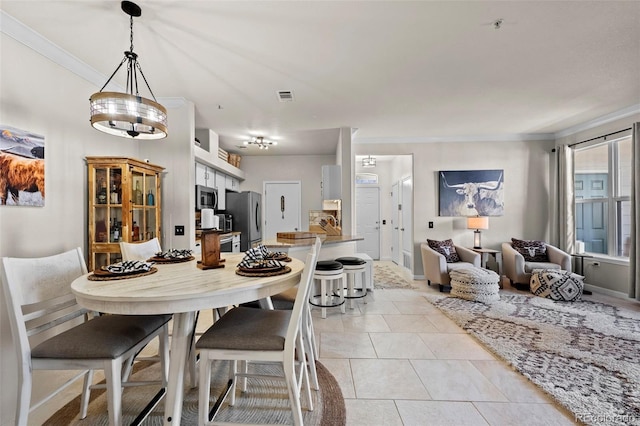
(502, 240), (571, 290)
(421, 242), (480, 292)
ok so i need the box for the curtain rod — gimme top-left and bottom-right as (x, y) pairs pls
(568, 127), (632, 148)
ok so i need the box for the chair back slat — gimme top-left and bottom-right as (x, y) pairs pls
(22, 293), (79, 321)
(26, 308), (89, 337)
(285, 237), (321, 346)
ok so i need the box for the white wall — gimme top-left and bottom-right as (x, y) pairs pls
(355, 139), (556, 277)
(239, 154), (336, 230)
(140, 99), (196, 251)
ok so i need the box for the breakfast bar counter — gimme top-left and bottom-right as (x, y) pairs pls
(263, 234), (364, 262)
(263, 234), (363, 248)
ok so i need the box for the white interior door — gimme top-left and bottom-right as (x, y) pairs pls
(391, 182), (400, 265)
(264, 182), (301, 240)
(356, 186), (380, 259)
(401, 176), (413, 272)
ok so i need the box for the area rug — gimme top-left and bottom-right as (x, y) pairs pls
(425, 292), (640, 426)
(373, 263), (418, 289)
(44, 360), (345, 425)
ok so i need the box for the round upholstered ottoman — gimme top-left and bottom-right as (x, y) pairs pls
(530, 269), (584, 301)
(449, 267), (500, 303)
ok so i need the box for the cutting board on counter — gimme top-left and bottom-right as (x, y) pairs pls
(277, 232), (317, 239)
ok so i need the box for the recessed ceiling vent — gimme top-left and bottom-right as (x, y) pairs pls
(277, 90), (294, 102)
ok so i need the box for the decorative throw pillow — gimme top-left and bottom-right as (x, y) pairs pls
(530, 269), (584, 301)
(511, 238), (549, 262)
(427, 239), (461, 263)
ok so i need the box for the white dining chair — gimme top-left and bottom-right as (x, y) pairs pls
(119, 237), (161, 261)
(120, 237), (204, 388)
(1, 247), (171, 426)
(196, 237), (321, 426)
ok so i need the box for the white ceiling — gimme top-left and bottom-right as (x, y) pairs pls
(2, 1), (639, 156)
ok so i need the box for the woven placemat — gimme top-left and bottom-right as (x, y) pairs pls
(235, 266), (291, 277)
(266, 254), (292, 262)
(147, 256), (195, 264)
(88, 267), (158, 281)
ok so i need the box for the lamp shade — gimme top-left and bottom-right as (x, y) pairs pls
(467, 216), (489, 230)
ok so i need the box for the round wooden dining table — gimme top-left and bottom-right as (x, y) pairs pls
(71, 253), (305, 426)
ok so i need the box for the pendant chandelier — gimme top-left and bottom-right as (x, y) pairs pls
(362, 155), (376, 168)
(243, 136), (277, 150)
(89, 1), (167, 140)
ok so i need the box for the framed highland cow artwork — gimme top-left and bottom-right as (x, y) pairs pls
(0, 125), (45, 206)
(439, 169), (504, 217)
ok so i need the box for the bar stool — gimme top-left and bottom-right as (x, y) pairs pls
(335, 256), (368, 309)
(309, 260), (346, 319)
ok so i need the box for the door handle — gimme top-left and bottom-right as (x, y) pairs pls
(401, 228), (405, 231)
(394, 227), (398, 230)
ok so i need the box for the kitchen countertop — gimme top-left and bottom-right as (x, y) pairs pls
(262, 234), (363, 248)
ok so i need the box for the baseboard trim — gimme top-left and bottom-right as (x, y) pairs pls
(584, 284), (631, 301)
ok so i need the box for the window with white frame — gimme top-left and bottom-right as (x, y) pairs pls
(574, 134), (631, 257)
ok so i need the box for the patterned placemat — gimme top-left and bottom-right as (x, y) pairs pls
(235, 266), (291, 277)
(88, 267), (158, 281)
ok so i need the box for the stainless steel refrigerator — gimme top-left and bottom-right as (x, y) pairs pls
(225, 191), (261, 251)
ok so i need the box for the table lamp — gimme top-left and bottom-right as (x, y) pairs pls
(467, 216), (489, 249)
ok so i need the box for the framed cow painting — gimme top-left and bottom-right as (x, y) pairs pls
(439, 169), (504, 216)
(0, 125), (45, 206)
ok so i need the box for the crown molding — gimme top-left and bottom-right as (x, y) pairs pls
(355, 133), (555, 144)
(554, 104), (640, 138)
(1, 10), (122, 91)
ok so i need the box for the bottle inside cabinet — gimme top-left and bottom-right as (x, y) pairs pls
(97, 178), (107, 204)
(134, 181), (143, 205)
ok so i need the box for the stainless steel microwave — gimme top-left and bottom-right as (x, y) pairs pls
(195, 185), (218, 211)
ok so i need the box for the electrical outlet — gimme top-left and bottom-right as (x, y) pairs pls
(428, 221), (434, 229)
(175, 225), (185, 236)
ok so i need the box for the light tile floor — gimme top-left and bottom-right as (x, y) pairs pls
(314, 261), (578, 426)
(28, 260), (639, 425)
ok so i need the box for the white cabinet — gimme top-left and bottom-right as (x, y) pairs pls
(232, 234), (241, 253)
(214, 171), (226, 210)
(195, 162), (215, 188)
(226, 176), (239, 192)
(321, 165), (342, 200)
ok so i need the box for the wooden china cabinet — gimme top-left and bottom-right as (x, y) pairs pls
(86, 157), (164, 271)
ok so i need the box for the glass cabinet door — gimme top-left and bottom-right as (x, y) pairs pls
(130, 167), (158, 243)
(92, 166), (123, 244)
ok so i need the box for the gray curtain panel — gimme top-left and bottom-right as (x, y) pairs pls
(630, 123), (639, 300)
(557, 144), (575, 255)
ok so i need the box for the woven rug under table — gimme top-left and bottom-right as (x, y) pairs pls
(44, 360), (345, 425)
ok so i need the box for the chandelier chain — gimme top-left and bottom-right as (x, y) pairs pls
(129, 15), (134, 52)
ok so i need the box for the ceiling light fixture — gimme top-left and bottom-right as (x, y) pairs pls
(243, 136), (277, 150)
(89, 1), (167, 140)
(362, 155), (376, 168)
